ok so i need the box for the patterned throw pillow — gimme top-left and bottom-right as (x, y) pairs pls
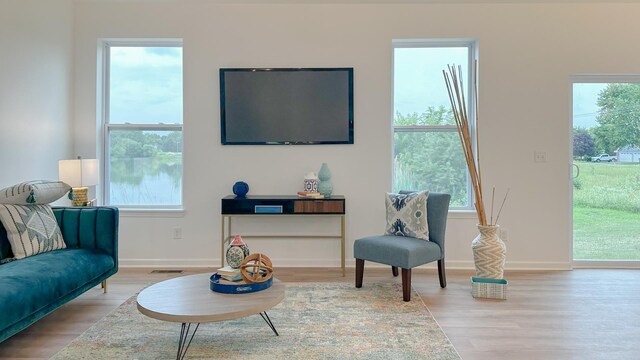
(385, 191), (429, 240)
(0, 180), (71, 205)
(0, 204), (66, 259)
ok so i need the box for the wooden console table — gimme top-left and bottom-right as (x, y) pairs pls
(221, 195), (346, 276)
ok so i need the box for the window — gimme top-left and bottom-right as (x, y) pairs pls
(392, 40), (476, 209)
(102, 42), (183, 208)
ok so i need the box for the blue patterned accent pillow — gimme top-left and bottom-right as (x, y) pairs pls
(385, 191), (429, 240)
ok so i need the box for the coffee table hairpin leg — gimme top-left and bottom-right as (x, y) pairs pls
(176, 323), (200, 360)
(260, 312), (279, 336)
(174, 313), (278, 359)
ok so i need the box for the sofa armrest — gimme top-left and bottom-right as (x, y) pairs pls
(52, 207), (119, 268)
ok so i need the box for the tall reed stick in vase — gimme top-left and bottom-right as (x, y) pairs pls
(443, 64), (487, 226)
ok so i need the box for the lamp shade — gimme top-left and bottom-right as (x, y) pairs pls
(58, 158), (99, 188)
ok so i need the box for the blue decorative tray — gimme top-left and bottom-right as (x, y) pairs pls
(210, 273), (272, 294)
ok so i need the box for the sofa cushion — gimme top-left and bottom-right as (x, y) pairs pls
(0, 180), (71, 205)
(0, 204), (66, 259)
(0, 248), (114, 333)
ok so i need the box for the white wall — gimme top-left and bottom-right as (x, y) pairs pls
(0, 0), (74, 186)
(72, 1), (640, 270)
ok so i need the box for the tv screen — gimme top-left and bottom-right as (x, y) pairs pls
(220, 68), (354, 145)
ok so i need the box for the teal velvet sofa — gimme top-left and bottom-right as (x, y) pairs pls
(0, 206), (118, 343)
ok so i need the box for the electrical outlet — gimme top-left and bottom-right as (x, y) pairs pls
(173, 227), (182, 239)
(500, 228), (508, 241)
(534, 151), (547, 163)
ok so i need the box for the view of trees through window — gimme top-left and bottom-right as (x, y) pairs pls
(393, 44), (474, 208)
(573, 82), (640, 261)
(573, 83), (640, 159)
(106, 45), (183, 207)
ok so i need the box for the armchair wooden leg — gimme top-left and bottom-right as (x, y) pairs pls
(438, 259), (447, 288)
(355, 259), (364, 288)
(101, 280), (108, 294)
(392, 266), (398, 277)
(401, 268), (411, 302)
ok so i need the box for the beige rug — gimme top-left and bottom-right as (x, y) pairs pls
(53, 282), (460, 359)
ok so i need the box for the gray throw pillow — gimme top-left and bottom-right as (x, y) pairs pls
(0, 204), (66, 259)
(0, 180), (71, 204)
(385, 191), (429, 240)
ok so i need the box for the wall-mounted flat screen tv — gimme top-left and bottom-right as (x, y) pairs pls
(220, 68), (354, 145)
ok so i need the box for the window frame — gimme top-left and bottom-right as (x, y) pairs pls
(391, 39), (477, 211)
(101, 40), (184, 210)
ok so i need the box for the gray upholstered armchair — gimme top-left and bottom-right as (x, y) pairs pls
(354, 192), (451, 301)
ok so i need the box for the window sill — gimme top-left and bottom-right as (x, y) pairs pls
(118, 208), (185, 218)
(447, 210), (478, 219)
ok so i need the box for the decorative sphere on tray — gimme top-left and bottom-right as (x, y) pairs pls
(240, 253), (274, 283)
(226, 235), (250, 268)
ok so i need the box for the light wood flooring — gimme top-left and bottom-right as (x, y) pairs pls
(1, 268), (639, 360)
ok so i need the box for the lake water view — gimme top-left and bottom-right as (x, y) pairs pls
(109, 156), (182, 206)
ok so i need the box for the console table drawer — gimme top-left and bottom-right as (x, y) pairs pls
(294, 200), (344, 214)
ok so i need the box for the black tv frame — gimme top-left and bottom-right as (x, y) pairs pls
(220, 67), (354, 145)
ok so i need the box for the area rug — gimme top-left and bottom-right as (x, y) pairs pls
(52, 282), (460, 360)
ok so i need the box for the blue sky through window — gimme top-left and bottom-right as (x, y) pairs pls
(394, 47), (469, 116)
(109, 46), (183, 125)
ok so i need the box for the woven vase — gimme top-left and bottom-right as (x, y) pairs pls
(471, 224), (506, 279)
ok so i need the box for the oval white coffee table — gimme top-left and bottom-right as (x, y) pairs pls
(137, 273), (285, 360)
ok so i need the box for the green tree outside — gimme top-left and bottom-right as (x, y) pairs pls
(573, 127), (596, 158)
(592, 83), (640, 154)
(393, 106), (468, 207)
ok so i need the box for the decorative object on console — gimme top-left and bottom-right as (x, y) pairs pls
(225, 235), (250, 268)
(317, 162), (333, 197)
(58, 157), (99, 206)
(0, 180), (71, 205)
(297, 191), (323, 199)
(232, 181), (249, 197)
(443, 64), (509, 282)
(303, 172), (319, 192)
(240, 253), (274, 283)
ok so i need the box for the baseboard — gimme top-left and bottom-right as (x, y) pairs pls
(120, 259), (219, 268)
(443, 260), (572, 271)
(119, 258), (572, 270)
(573, 261), (640, 269)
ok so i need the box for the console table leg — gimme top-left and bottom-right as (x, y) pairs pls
(220, 216), (225, 268)
(176, 322), (200, 360)
(341, 215), (346, 277)
(260, 312), (279, 336)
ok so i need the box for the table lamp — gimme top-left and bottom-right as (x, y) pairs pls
(58, 157), (99, 206)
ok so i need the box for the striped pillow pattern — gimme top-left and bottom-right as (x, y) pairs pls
(0, 204), (66, 259)
(0, 180), (71, 205)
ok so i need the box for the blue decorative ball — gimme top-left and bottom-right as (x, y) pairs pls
(232, 181), (249, 197)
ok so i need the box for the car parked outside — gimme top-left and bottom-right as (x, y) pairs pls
(591, 154), (616, 162)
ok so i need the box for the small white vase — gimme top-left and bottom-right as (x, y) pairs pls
(471, 224), (506, 279)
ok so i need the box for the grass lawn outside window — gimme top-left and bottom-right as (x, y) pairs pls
(573, 162), (640, 260)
